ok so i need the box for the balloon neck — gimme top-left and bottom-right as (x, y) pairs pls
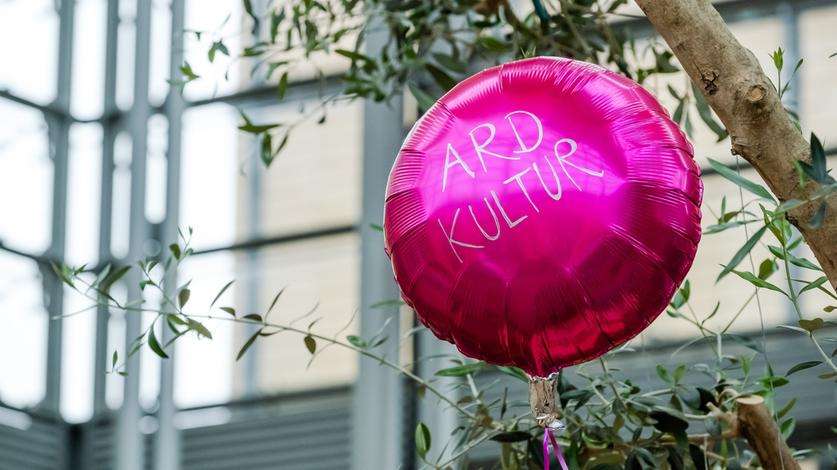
(529, 373), (562, 428)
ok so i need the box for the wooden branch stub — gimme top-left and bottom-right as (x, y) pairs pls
(529, 375), (561, 428)
(736, 395), (801, 470)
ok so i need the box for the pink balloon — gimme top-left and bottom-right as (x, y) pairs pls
(384, 57), (702, 377)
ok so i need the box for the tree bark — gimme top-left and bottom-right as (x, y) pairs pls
(634, 0), (837, 290)
(736, 396), (801, 470)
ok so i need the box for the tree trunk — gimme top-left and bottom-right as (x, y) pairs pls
(736, 396), (801, 470)
(634, 0), (837, 290)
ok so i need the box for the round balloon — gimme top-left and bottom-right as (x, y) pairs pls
(384, 57), (702, 378)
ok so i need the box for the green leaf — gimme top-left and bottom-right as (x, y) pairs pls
(207, 40), (229, 62)
(304, 335), (316, 354)
(269, 8), (285, 42)
(169, 243), (182, 260)
(656, 364), (672, 384)
(673, 364), (686, 382)
(188, 319), (212, 339)
(707, 158), (774, 202)
(415, 422), (431, 458)
(51, 263), (75, 287)
(724, 333), (765, 353)
(178, 61), (199, 81)
(260, 133), (274, 167)
(369, 223), (384, 232)
(808, 202), (827, 229)
(243, 313), (263, 323)
(760, 375), (789, 388)
(672, 98), (685, 124)
(799, 133), (834, 185)
(277, 71), (289, 99)
(717, 225), (768, 281)
(670, 280), (690, 308)
(798, 318), (824, 333)
(786, 360), (822, 376)
(266, 287), (285, 318)
(238, 112), (280, 134)
(692, 84), (727, 141)
(236, 330), (260, 361)
(767, 245), (821, 271)
(240, 121), (280, 135)
(777, 398), (797, 419)
(757, 259), (778, 280)
(346, 335), (367, 348)
(476, 35), (508, 53)
(425, 63), (457, 91)
(491, 431), (531, 443)
(689, 444), (707, 470)
(771, 47), (784, 72)
(788, 254), (821, 271)
(432, 52), (467, 73)
(730, 269), (785, 294)
(370, 298), (404, 309)
(780, 417), (795, 439)
(335, 48), (373, 64)
(148, 328), (169, 359)
(242, 0), (259, 33)
(220, 306), (236, 317)
(407, 83), (436, 112)
(800, 276), (828, 295)
(774, 198), (805, 214)
(178, 288), (190, 309)
(435, 362), (485, 377)
(100, 265), (131, 295)
(496, 366), (528, 383)
(166, 315), (185, 335)
(111, 350), (118, 369)
(704, 219), (754, 235)
(650, 410), (688, 445)
(210, 280), (235, 308)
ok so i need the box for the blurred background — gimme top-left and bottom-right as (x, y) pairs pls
(0, 0), (835, 469)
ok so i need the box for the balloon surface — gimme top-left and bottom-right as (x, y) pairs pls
(384, 57), (702, 377)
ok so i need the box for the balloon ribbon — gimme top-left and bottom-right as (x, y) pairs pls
(542, 426), (568, 470)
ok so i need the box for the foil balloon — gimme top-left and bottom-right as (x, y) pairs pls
(384, 57), (702, 378)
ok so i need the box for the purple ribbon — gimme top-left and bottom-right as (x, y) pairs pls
(542, 427), (568, 470)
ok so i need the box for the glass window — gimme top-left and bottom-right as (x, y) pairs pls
(182, 0), (243, 101)
(149, 0), (173, 106)
(642, 169), (793, 344)
(0, 101), (52, 254)
(67, 124), (104, 266)
(250, 233), (360, 393)
(254, 99), (363, 237)
(800, 4), (837, 144)
(71, 0), (107, 120)
(146, 114), (169, 224)
(173, 231), (360, 403)
(116, 0), (136, 110)
(61, 286), (96, 423)
(180, 98), (363, 251)
(179, 103), (240, 250)
(174, 251), (239, 407)
(0, 0), (58, 103)
(0, 252), (47, 408)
